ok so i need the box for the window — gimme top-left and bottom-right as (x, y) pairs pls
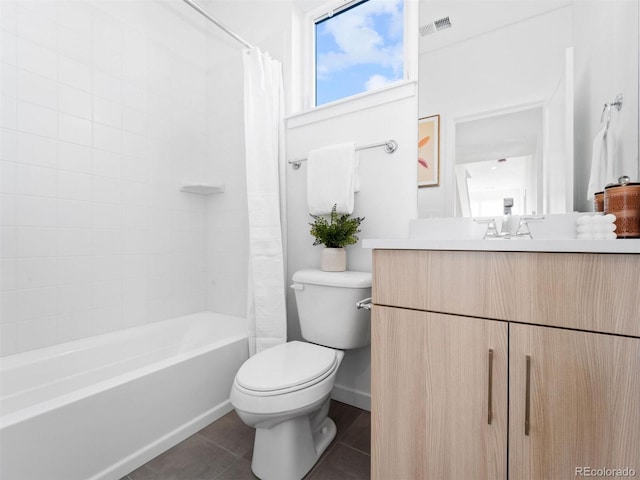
(313, 0), (404, 107)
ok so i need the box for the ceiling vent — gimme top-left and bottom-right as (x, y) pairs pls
(419, 16), (452, 36)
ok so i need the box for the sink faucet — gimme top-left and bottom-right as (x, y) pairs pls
(476, 198), (544, 239)
(500, 198), (514, 235)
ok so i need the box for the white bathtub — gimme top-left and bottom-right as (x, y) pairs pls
(0, 312), (249, 480)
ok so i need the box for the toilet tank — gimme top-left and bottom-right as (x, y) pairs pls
(291, 269), (371, 350)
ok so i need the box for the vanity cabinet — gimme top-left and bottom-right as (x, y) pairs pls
(509, 324), (640, 479)
(371, 249), (640, 480)
(372, 306), (508, 480)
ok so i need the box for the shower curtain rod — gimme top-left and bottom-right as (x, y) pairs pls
(180, 0), (253, 49)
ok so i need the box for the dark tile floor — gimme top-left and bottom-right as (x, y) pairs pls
(121, 400), (371, 480)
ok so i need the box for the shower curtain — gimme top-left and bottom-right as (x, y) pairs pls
(243, 47), (287, 356)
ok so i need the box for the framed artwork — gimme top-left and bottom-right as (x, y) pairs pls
(418, 114), (440, 187)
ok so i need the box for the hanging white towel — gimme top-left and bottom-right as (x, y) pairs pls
(605, 127), (616, 186)
(307, 142), (357, 215)
(587, 123), (608, 200)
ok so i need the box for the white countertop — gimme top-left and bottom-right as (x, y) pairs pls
(362, 238), (640, 254)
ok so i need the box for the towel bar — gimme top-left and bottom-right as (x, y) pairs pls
(288, 139), (398, 170)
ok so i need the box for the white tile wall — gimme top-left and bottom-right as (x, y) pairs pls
(59, 112), (92, 146)
(0, 0), (218, 355)
(58, 141), (92, 173)
(59, 55), (92, 92)
(16, 132), (58, 168)
(17, 101), (58, 138)
(17, 38), (58, 80)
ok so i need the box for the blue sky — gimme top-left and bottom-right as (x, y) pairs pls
(315, 0), (404, 106)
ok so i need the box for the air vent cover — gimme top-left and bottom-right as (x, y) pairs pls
(419, 23), (435, 36)
(419, 16), (452, 36)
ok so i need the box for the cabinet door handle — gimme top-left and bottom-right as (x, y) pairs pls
(525, 355), (531, 436)
(487, 349), (493, 425)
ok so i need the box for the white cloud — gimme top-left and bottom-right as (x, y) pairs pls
(316, 0), (403, 79)
(364, 73), (398, 91)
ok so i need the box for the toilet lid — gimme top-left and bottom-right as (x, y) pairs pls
(236, 341), (338, 393)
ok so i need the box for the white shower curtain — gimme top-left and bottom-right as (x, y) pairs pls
(243, 47), (287, 356)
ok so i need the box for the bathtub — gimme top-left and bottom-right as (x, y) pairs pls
(0, 311), (249, 480)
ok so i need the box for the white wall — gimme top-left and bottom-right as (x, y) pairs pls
(0, 0), (215, 355)
(573, 0), (639, 211)
(417, 6), (573, 217)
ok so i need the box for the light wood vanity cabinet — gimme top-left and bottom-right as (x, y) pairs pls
(509, 324), (640, 479)
(371, 249), (640, 480)
(373, 306), (508, 480)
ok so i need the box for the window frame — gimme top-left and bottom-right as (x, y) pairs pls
(303, 0), (410, 110)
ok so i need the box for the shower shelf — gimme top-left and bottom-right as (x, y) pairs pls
(180, 183), (225, 195)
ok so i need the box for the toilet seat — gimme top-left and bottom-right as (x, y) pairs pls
(235, 341), (339, 396)
(230, 341), (345, 416)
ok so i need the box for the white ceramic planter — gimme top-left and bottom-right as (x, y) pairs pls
(321, 247), (346, 272)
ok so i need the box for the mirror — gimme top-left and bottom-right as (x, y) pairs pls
(455, 105), (543, 216)
(417, 0), (640, 218)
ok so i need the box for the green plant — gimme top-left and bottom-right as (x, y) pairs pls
(309, 204), (364, 248)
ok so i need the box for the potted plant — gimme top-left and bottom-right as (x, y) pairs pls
(309, 204), (364, 272)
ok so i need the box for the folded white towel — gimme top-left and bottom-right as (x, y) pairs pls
(577, 223), (616, 233)
(575, 214), (617, 239)
(307, 142), (357, 215)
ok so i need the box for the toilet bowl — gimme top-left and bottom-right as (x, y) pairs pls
(231, 341), (345, 480)
(230, 269), (371, 480)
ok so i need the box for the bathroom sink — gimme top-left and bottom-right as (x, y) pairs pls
(408, 213), (584, 241)
(362, 214), (640, 254)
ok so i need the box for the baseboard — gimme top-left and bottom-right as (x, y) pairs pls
(331, 384), (371, 412)
(93, 401), (234, 480)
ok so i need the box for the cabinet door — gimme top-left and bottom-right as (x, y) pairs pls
(372, 306), (508, 480)
(510, 324), (640, 479)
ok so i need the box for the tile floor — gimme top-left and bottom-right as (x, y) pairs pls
(121, 400), (371, 480)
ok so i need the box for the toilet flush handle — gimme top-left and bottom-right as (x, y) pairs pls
(290, 283), (304, 291)
(356, 297), (372, 311)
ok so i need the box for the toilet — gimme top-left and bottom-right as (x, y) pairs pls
(230, 269), (372, 480)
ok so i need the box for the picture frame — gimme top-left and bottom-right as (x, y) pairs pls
(418, 114), (440, 187)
